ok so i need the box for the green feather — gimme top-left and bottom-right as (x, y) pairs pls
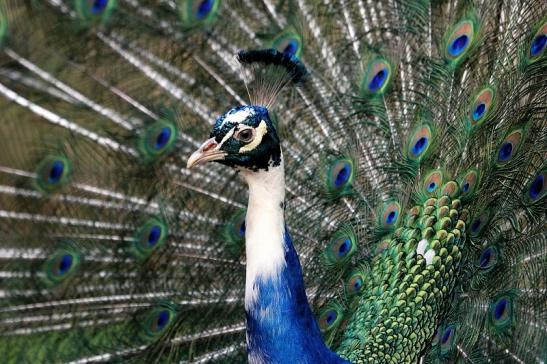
(33, 155), (72, 194)
(140, 301), (178, 342)
(41, 243), (81, 287)
(137, 119), (179, 162)
(359, 54), (395, 98)
(442, 13), (480, 67)
(320, 153), (357, 199)
(323, 224), (358, 268)
(269, 26), (303, 58)
(130, 216), (169, 260)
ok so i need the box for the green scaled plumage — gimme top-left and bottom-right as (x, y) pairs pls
(0, 0), (545, 363)
(338, 187), (468, 362)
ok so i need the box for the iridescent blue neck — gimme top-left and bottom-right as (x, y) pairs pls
(241, 159), (348, 363)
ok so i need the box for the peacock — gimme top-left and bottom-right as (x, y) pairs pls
(0, 0), (545, 363)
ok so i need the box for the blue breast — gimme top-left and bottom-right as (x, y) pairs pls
(246, 230), (349, 363)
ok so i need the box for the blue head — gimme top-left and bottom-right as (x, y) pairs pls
(187, 105), (281, 171)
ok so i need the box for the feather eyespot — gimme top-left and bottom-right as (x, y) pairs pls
(472, 102), (486, 121)
(368, 68), (388, 92)
(35, 155), (72, 193)
(283, 40), (299, 56)
(48, 161), (65, 184)
(471, 219), (481, 233)
(141, 222), (166, 249)
(151, 310), (171, 332)
(142, 303), (177, 341)
(90, 0), (109, 14)
(320, 310), (338, 330)
(336, 239), (351, 256)
(496, 129), (523, 165)
(324, 226), (357, 267)
(530, 34), (546, 56)
(528, 22), (546, 61)
(449, 34), (469, 57)
(494, 299), (509, 320)
(468, 87), (495, 128)
(146, 226), (162, 247)
(334, 163), (351, 187)
(459, 169), (479, 199)
(489, 295), (514, 331)
(380, 201), (401, 229)
(195, 0), (215, 19)
(132, 217), (168, 258)
(43, 247), (81, 286)
(140, 120), (178, 161)
(478, 246), (498, 269)
(56, 255), (73, 275)
(413, 137), (428, 154)
(423, 170), (444, 195)
(407, 125), (432, 160)
(444, 18), (477, 65)
(154, 128), (172, 150)
(498, 142), (512, 161)
(76, 0), (116, 22)
(325, 311), (336, 325)
(440, 325), (456, 355)
(470, 211), (489, 237)
(51, 255), (73, 277)
(360, 57), (393, 97)
(386, 211), (397, 223)
(345, 271), (366, 295)
(271, 29), (303, 58)
(325, 157), (355, 198)
(179, 0), (220, 27)
(525, 171), (545, 203)
(530, 175), (544, 199)
(317, 304), (344, 333)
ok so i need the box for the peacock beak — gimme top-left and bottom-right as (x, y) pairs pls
(187, 137), (227, 169)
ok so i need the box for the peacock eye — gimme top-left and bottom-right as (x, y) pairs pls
(235, 128), (254, 143)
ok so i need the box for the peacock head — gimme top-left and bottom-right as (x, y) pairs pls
(187, 105), (281, 171)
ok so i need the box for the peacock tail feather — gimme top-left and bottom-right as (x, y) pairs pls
(0, 0), (545, 363)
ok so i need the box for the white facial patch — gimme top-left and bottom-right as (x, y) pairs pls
(221, 107), (255, 127)
(218, 127), (235, 149)
(239, 120), (268, 153)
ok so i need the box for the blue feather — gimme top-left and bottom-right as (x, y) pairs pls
(245, 230), (349, 363)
